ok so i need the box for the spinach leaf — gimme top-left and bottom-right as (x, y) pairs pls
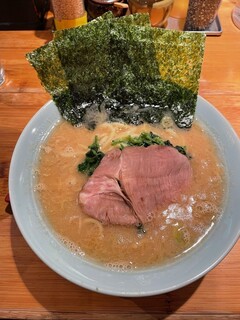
(112, 131), (190, 157)
(78, 136), (105, 176)
(78, 131), (190, 177)
(112, 132), (165, 150)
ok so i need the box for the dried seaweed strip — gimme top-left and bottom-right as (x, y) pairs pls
(105, 23), (159, 101)
(53, 13), (152, 124)
(26, 41), (68, 95)
(152, 29), (205, 94)
(54, 19), (111, 124)
(151, 28), (205, 127)
(26, 13), (205, 128)
(55, 13), (152, 100)
(26, 41), (77, 123)
(93, 23), (205, 128)
(117, 13), (151, 26)
(26, 13), (152, 126)
(89, 22), (164, 125)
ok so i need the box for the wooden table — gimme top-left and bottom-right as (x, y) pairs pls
(1, 1), (240, 319)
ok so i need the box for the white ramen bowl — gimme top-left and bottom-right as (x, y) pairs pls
(9, 96), (240, 297)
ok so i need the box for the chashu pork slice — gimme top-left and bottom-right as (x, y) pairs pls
(79, 145), (192, 225)
(119, 145), (192, 223)
(79, 148), (138, 225)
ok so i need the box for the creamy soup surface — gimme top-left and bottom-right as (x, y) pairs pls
(35, 120), (226, 270)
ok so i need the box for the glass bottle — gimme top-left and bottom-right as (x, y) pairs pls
(51, 0), (87, 30)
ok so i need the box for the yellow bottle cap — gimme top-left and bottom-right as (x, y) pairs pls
(54, 12), (88, 30)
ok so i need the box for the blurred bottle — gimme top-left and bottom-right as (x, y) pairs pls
(128, 0), (174, 28)
(0, 0), (50, 30)
(85, 0), (128, 21)
(170, 0), (189, 19)
(51, 0), (87, 30)
(184, 0), (222, 31)
(232, 0), (240, 29)
(0, 62), (5, 86)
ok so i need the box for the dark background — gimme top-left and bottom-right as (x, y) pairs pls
(0, 0), (50, 30)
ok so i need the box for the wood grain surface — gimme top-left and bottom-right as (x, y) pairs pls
(0, 1), (240, 319)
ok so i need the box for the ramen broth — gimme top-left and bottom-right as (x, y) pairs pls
(35, 120), (226, 270)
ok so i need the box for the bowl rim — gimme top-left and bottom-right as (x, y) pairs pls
(9, 95), (240, 297)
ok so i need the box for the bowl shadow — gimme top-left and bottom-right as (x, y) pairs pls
(10, 216), (203, 318)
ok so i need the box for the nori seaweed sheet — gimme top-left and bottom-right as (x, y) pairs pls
(26, 13), (205, 128)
